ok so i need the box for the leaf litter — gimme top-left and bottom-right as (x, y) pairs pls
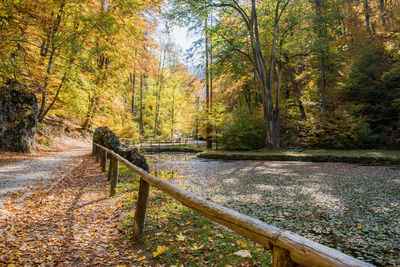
(146, 152), (400, 266)
(0, 154), (154, 266)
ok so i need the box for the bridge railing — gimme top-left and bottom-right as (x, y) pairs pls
(92, 142), (372, 267)
(119, 137), (194, 148)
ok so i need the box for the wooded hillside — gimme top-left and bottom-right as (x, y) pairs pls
(1, 0), (399, 149)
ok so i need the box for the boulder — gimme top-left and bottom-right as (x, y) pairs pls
(93, 126), (149, 172)
(0, 81), (38, 152)
(119, 149), (149, 172)
(93, 126), (121, 151)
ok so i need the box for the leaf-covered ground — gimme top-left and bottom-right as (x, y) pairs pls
(0, 149), (39, 167)
(0, 154), (155, 266)
(0, 149), (88, 202)
(146, 152), (400, 266)
(0, 153), (271, 266)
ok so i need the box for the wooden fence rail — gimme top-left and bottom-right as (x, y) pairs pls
(92, 143), (372, 267)
(119, 138), (191, 148)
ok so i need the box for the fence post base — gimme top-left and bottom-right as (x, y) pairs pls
(107, 155), (113, 181)
(110, 157), (119, 196)
(132, 178), (150, 241)
(272, 246), (296, 267)
(101, 150), (107, 172)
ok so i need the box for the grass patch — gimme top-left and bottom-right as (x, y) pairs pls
(197, 149), (400, 165)
(117, 165), (271, 266)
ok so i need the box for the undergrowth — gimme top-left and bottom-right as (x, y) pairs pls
(117, 165), (272, 266)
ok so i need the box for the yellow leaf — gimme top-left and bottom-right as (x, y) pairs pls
(176, 233), (185, 241)
(152, 245), (168, 257)
(357, 225), (363, 230)
(7, 264), (16, 267)
(137, 256), (146, 261)
(85, 205), (92, 210)
(234, 250), (251, 258)
(192, 244), (204, 250)
(216, 233), (224, 238)
(237, 239), (247, 248)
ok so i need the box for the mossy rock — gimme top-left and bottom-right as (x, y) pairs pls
(93, 126), (149, 171)
(0, 80), (38, 152)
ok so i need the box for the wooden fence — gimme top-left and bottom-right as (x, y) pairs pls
(92, 143), (373, 267)
(119, 138), (192, 148)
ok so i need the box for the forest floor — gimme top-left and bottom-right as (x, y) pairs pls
(0, 152), (270, 266)
(147, 152), (400, 266)
(0, 154), (157, 266)
(0, 148), (88, 203)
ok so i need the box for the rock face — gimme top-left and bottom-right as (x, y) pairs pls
(93, 126), (149, 172)
(93, 126), (121, 152)
(0, 81), (38, 152)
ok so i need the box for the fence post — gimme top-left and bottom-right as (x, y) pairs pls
(101, 150), (107, 172)
(96, 146), (100, 162)
(272, 246), (295, 267)
(109, 156), (119, 197)
(92, 144), (97, 156)
(132, 178), (150, 241)
(107, 154), (113, 181)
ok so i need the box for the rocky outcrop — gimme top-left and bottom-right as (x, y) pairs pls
(93, 126), (149, 171)
(93, 126), (121, 151)
(0, 81), (38, 152)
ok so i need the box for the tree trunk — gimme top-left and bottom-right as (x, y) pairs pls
(38, 0), (66, 121)
(315, 0), (327, 112)
(363, 0), (372, 34)
(285, 56), (307, 119)
(38, 50), (55, 121)
(154, 48), (166, 138)
(205, 14), (212, 149)
(139, 74), (144, 137)
(243, 85), (253, 116)
(170, 92), (175, 138)
(39, 71), (67, 122)
(83, 95), (98, 131)
(379, 0), (387, 26)
(271, 65), (282, 149)
(129, 70), (136, 115)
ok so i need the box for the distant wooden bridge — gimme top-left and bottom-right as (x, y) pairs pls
(119, 138), (208, 149)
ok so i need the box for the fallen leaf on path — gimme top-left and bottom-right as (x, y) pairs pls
(234, 250), (251, 258)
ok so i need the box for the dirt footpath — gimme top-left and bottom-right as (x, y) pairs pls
(0, 154), (152, 266)
(0, 148), (89, 203)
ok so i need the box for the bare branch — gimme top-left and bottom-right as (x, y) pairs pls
(219, 34), (253, 62)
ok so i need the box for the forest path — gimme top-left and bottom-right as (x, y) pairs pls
(0, 147), (90, 203)
(0, 154), (152, 266)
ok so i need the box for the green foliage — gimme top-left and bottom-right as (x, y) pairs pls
(297, 109), (370, 149)
(219, 109), (264, 151)
(342, 45), (400, 148)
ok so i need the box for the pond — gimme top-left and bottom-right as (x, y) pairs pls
(145, 152), (400, 266)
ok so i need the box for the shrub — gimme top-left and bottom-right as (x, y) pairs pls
(219, 110), (264, 150)
(297, 109), (371, 149)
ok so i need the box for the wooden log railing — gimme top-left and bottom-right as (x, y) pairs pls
(119, 138), (191, 148)
(92, 143), (372, 267)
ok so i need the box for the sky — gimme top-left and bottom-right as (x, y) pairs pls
(170, 25), (204, 77)
(171, 26), (195, 51)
